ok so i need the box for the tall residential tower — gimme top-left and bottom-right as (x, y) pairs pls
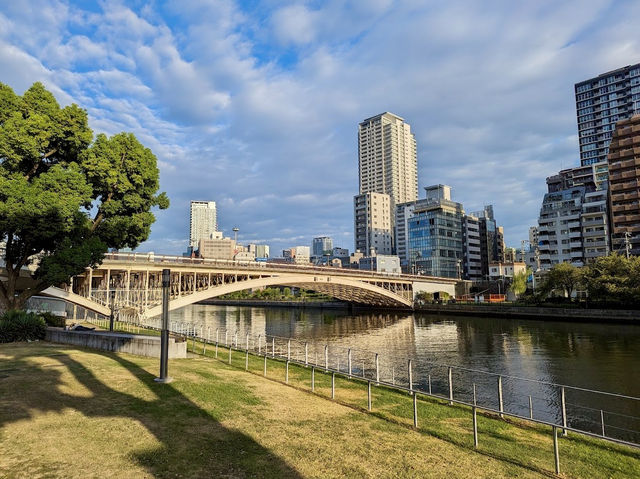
(189, 201), (217, 250)
(355, 112), (418, 254)
(575, 63), (640, 166)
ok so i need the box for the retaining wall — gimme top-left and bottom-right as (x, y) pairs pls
(45, 328), (187, 358)
(415, 304), (639, 323)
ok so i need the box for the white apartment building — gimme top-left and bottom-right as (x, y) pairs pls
(354, 192), (393, 255)
(189, 201), (217, 249)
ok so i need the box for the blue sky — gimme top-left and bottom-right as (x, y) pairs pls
(1, 0), (639, 255)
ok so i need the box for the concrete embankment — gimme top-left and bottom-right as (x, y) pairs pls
(45, 328), (187, 358)
(197, 299), (349, 309)
(415, 304), (639, 324)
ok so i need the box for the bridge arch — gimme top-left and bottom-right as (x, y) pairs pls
(143, 273), (413, 318)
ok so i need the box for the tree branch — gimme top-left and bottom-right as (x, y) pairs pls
(91, 191), (114, 232)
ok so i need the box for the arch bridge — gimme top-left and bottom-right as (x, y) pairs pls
(43, 253), (458, 320)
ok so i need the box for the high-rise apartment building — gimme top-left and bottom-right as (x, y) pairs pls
(607, 114), (640, 256)
(470, 206), (505, 278)
(462, 214), (482, 280)
(356, 112), (418, 252)
(575, 63), (640, 166)
(354, 192), (393, 255)
(189, 201), (217, 250)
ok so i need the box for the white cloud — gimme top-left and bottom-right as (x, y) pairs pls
(1, 0), (639, 256)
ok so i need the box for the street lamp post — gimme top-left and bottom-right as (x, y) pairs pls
(155, 268), (173, 383)
(109, 290), (116, 331)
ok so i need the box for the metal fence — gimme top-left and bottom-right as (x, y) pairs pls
(131, 317), (640, 446)
(81, 315), (640, 474)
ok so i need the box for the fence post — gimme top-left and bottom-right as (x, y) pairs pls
(348, 349), (352, 378)
(245, 348), (249, 371)
(228, 344), (232, 364)
(225, 330), (228, 346)
(375, 353), (380, 385)
(324, 345), (329, 372)
(203, 337), (207, 355)
(473, 383), (478, 448)
(331, 372), (335, 399)
(553, 426), (560, 475)
(448, 367), (453, 405)
(428, 374), (432, 395)
(498, 375), (504, 418)
(264, 354), (267, 377)
(272, 337), (275, 358)
(312, 366), (315, 392)
(305, 342), (308, 366)
(561, 387), (567, 436)
(529, 396), (533, 419)
(287, 339), (291, 361)
(408, 359), (413, 392)
(413, 393), (418, 428)
(368, 380), (372, 411)
(286, 360), (289, 384)
(601, 410), (605, 437)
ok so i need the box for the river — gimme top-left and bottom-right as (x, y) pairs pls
(168, 303), (640, 443)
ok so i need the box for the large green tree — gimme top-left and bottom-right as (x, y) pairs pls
(541, 262), (582, 299)
(582, 254), (640, 305)
(0, 82), (168, 311)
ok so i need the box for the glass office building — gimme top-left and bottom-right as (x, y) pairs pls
(407, 185), (464, 278)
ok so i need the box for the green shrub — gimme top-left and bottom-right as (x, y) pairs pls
(39, 311), (66, 327)
(0, 310), (47, 343)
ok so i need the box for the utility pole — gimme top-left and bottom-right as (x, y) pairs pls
(624, 231), (631, 259)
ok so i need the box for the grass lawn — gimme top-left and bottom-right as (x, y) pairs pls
(0, 341), (638, 478)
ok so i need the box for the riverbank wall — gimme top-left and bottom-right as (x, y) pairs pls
(415, 303), (639, 323)
(45, 328), (187, 358)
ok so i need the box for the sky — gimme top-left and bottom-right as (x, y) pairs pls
(1, 0), (639, 256)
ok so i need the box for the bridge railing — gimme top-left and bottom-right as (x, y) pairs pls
(123, 317), (640, 447)
(101, 252), (454, 284)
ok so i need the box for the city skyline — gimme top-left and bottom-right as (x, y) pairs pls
(2, 1), (640, 255)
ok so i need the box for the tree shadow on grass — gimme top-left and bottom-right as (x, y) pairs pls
(0, 343), (303, 478)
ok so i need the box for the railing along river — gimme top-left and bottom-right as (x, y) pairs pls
(85, 314), (640, 455)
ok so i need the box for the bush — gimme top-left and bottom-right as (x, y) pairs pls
(0, 310), (47, 343)
(39, 311), (66, 327)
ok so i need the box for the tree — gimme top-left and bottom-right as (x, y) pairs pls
(541, 263), (581, 299)
(509, 267), (531, 298)
(0, 82), (168, 311)
(414, 291), (433, 304)
(582, 254), (640, 305)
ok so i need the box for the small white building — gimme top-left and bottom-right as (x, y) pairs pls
(488, 262), (527, 279)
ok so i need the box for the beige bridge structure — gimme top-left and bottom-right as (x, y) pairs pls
(42, 253), (459, 320)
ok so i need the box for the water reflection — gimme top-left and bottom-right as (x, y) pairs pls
(169, 304), (640, 441)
